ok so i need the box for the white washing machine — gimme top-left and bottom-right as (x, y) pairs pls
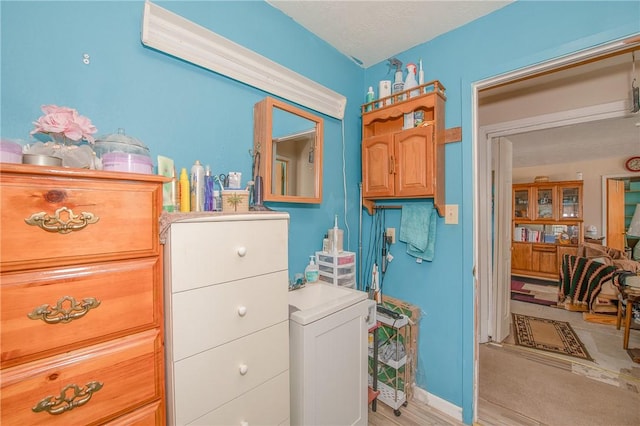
(288, 282), (373, 426)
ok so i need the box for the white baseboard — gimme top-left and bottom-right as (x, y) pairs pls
(412, 385), (463, 421)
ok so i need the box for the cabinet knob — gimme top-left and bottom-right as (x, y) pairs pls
(237, 306), (247, 317)
(239, 364), (249, 375)
(237, 247), (247, 257)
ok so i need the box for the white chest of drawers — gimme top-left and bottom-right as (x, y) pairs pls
(163, 213), (290, 425)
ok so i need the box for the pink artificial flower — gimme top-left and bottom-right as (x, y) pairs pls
(31, 104), (97, 144)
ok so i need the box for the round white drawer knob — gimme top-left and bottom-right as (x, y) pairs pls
(239, 364), (249, 375)
(237, 306), (247, 317)
(237, 247), (247, 257)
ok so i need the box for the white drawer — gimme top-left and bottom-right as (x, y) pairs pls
(172, 321), (289, 425)
(168, 219), (288, 293)
(169, 270), (288, 361)
(189, 371), (289, 426)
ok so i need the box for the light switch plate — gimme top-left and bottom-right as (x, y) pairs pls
(445, 204), (458, 224)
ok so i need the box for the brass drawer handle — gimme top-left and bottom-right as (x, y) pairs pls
(32, 381), (103, 415)
(28, 296), (101, 324)
(25, 206), (99, 234)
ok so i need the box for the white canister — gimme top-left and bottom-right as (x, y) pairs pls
(378, 80), (391, 107)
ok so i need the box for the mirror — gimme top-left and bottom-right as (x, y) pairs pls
(254, 97), (323, 203)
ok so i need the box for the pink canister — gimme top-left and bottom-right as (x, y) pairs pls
(0, 139), (23, 164)
(102, 152), (153, 174)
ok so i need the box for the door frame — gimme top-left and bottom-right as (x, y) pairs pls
(602, 172), (637, 247)
(473, 36), (639, 422)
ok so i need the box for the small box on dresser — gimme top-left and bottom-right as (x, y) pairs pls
(0, 163), (167, 425)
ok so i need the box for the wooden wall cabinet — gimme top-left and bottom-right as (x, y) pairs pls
(0, 164), (167, 425)
(511, 180), (583, 280)
(361, 81), (446, 215)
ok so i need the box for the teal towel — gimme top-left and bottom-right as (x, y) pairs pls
(399, 205), (437, 261)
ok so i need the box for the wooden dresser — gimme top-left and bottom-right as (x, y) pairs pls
(163, 213), (290, 425)
(0, 164), (167, 425)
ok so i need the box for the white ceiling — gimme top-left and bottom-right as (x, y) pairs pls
(267, 1), (640, 167)
(267, 0), (513, 68)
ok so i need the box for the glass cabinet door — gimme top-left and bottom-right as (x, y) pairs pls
(513, 188), (530, 219)
(559, 185), (581, 219)
(535, 186), (555, 220)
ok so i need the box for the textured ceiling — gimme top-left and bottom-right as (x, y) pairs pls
(267, 0), (513, 67)
(266, 1), (639, 167)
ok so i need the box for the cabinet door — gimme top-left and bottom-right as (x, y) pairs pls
(513, 187), (531, 220)
(511, 242), (532, 272)
(394, 126), (434, 197)
(531, 244), (557, 276)
(534, 186), (555, 220)
(558, 184), (582, 220)
(362, 134), (394, 197)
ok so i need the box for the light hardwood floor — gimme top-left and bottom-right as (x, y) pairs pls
(369, 300), (640, 425)
(368, 399), (462, 426)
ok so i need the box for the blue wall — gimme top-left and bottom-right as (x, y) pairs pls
(362, 1), (639, 422)
(2, 1), (638, 424)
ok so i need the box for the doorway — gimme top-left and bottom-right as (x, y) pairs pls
(474, 36), (640, 422)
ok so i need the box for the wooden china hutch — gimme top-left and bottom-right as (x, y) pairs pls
(511, 180), (584, 281)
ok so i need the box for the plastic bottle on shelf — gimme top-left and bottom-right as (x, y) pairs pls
(403, 63), (419, 129)
(405, 63), (419, 98)
(204, 165), (214, 211)
(190, 160), (205, 212)
(390, 58), (404, 100)
(365, 86), (375, 112)
(179, 168), (190, 212)
(304, 255), (319, 283)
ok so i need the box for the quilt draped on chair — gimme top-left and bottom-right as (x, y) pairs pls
(559, 254), (618, 311)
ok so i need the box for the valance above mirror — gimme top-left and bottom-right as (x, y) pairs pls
(254, 97), (323, 204)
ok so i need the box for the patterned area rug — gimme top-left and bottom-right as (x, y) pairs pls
(512, 313), (593, 361)
(511, 278), (558, 307)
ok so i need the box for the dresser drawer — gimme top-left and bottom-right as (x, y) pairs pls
(0, 174), (161, 272)
(1, 258), (161, 367)
(172, 321), (289, 425)
(170, 270), (288, 361)
(1, 329), (163, 425)
(167, 218), (288, 292)
(103, 400), (164, 426)
(191, 371), (289, 426)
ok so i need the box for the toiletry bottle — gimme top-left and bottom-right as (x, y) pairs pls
(305, 255), (319, 283)
(204, 165), (214, 211)
(328, 214), (344, 254)
(213, 190), (221, 211)
(171, 166), (178, 212)
(190, 160), (205, 212)
(378, 80), (391, 107)
(179, 168), (190, 212)
(405, 63), (419, 98)
(322, 233), (330, 253)
(365, 86), (374, 112)
(403, 63), (419, 129)
(418, 59), (425, 85)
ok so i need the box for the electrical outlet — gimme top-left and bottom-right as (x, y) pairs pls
(386, 227), (396, 244)
(445, 204), (458, 225)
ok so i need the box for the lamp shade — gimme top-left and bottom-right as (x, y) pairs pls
(627, 204), (640, 237)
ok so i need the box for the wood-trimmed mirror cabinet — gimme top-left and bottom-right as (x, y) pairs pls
(254, 97), (323, 203)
